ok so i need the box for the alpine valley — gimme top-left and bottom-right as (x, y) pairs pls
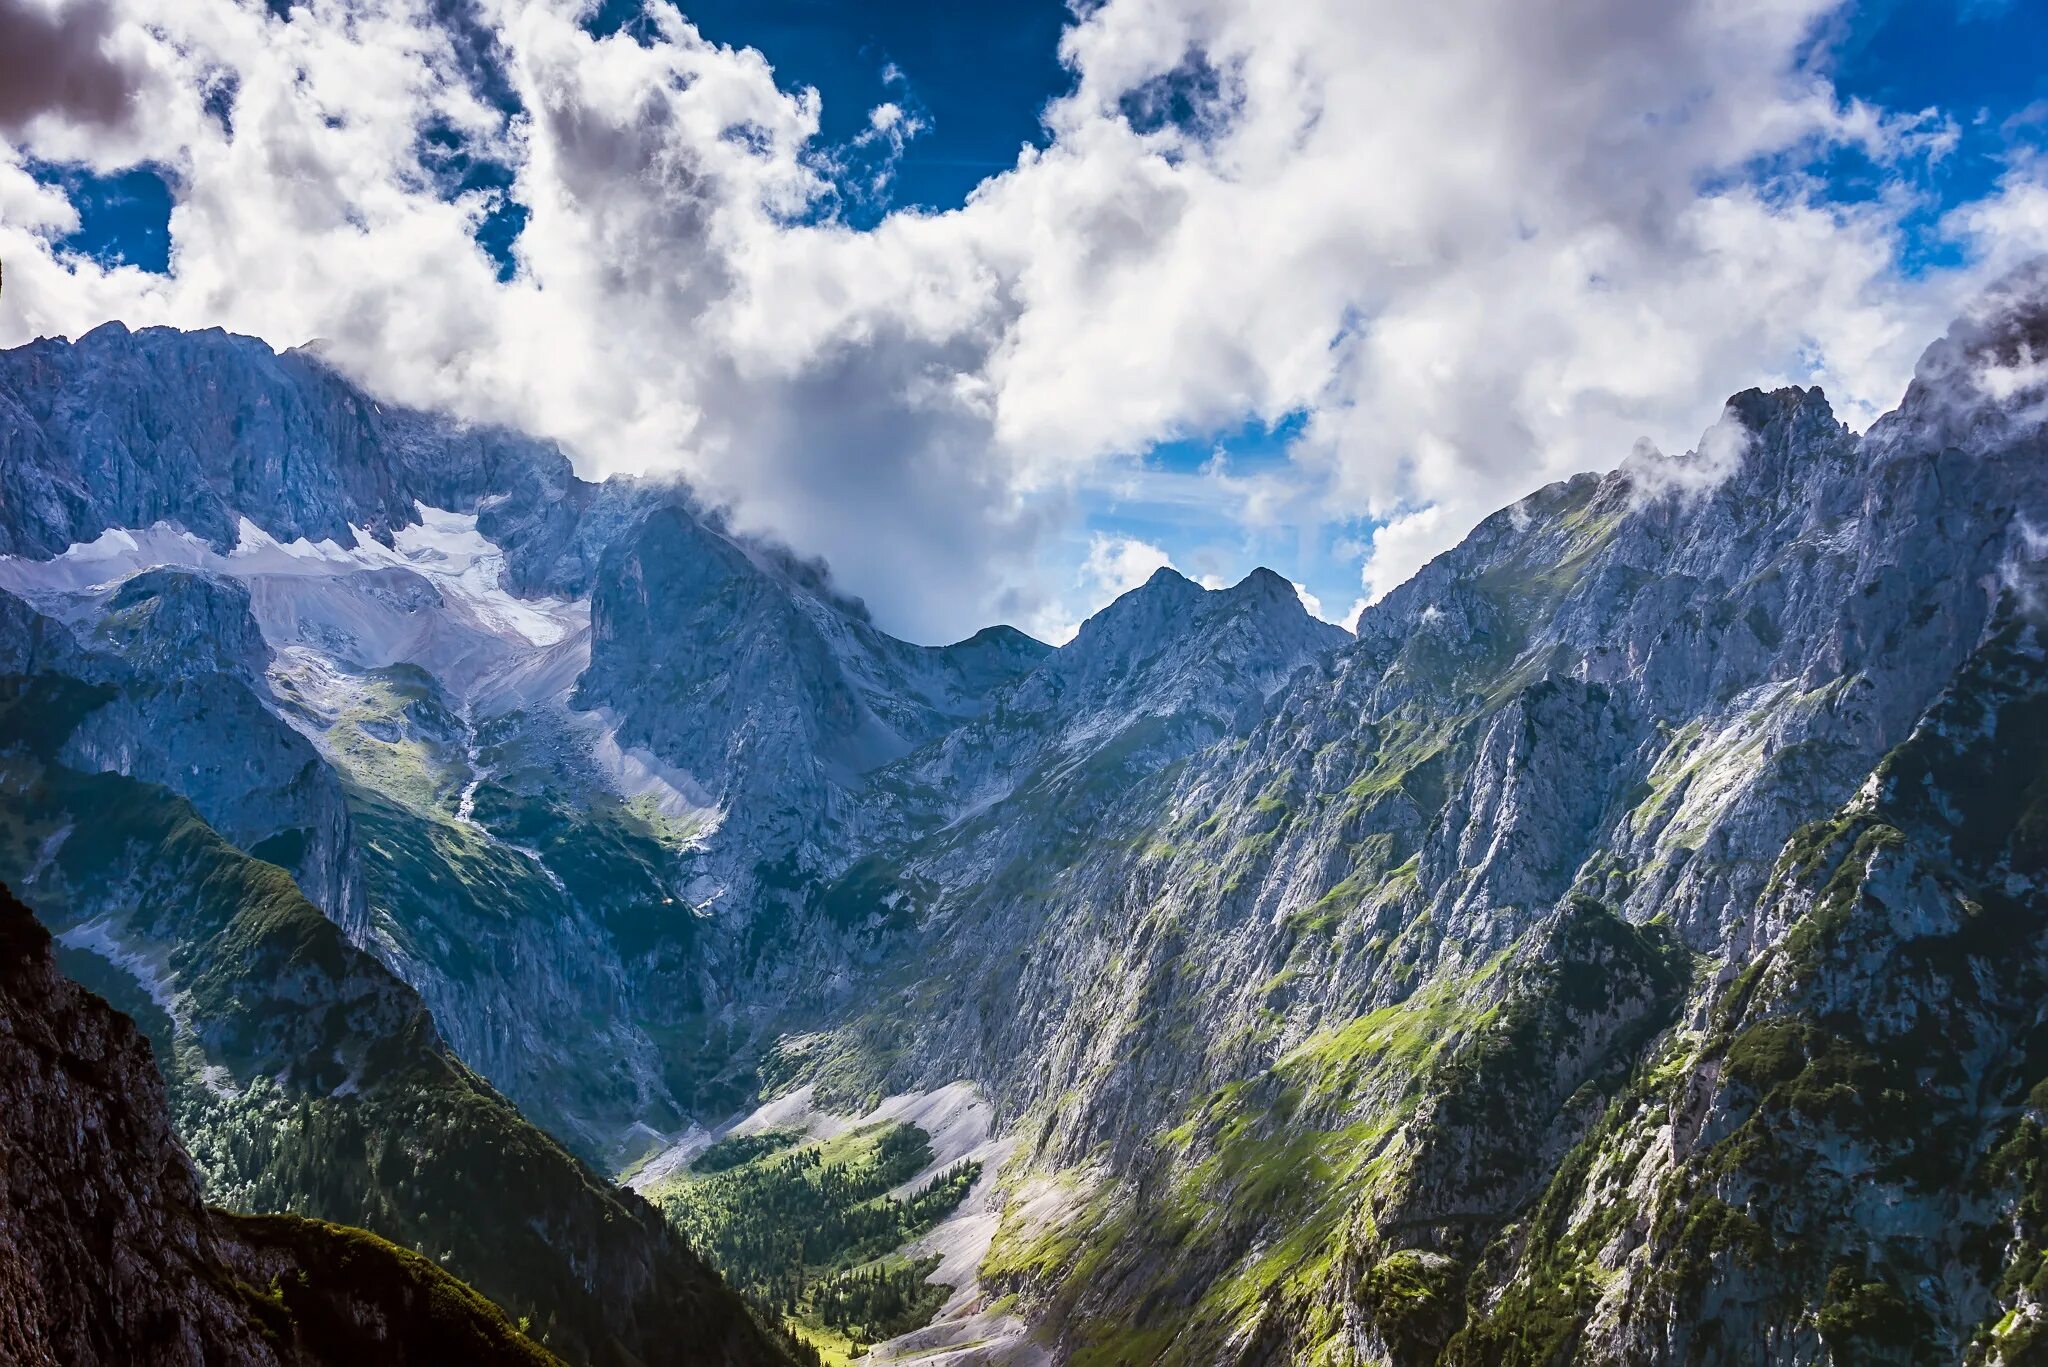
(4, 262), (2048, 1367)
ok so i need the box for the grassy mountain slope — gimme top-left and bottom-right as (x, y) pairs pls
(0, 674), (791, 1367)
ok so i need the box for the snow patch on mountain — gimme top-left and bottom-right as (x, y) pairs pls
(0, 523), (218, 609)
(0, 508), (712, 832)
(382, 507), (583, 649)
(0, 507), (584, 669)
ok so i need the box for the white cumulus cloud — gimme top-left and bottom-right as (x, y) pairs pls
(1, 0), (2045, 640)
(1081, 532), (1175, 598)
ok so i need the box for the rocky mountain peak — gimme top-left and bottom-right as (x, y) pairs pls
(1142, 563), (1199, 591)
(952, 622), (1046, 652)
(1053, 558), (1342, 697)
(1721, 382), (1829, 434)
(854, 553), (1347, 848)
(934, 622), (1055, 696)
(1233, 564), (1294, 593)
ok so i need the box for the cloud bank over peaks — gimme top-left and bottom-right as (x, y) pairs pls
(1, 0), (2046, 641)
(1620, 414), (1758, 506)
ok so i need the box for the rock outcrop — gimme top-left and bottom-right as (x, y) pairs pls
(0, 880), (560, 1367)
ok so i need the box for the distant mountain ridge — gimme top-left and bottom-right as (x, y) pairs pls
(0, 323), (1337, 1155)
(4, 266), (2047, 1364)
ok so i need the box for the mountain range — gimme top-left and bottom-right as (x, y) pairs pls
(1, 264), (2045, 1365)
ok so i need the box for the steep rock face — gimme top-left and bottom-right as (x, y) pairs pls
(922, 359), (2035, 1151)
(1470, 598), (2048, 1367)
(579, 502), (1050, 850)
(0, 880), (280, 1366)
(0, 322), (418, 557)
(0, 321), (584, 561)
(971, 897), (1691, 1367)
(0, 881), (560, 1367)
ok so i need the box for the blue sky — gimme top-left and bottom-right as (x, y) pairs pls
(10, 0), (2048, 641)
(1825, 0), (2048, 268)
(595, 0), (1074, 221)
